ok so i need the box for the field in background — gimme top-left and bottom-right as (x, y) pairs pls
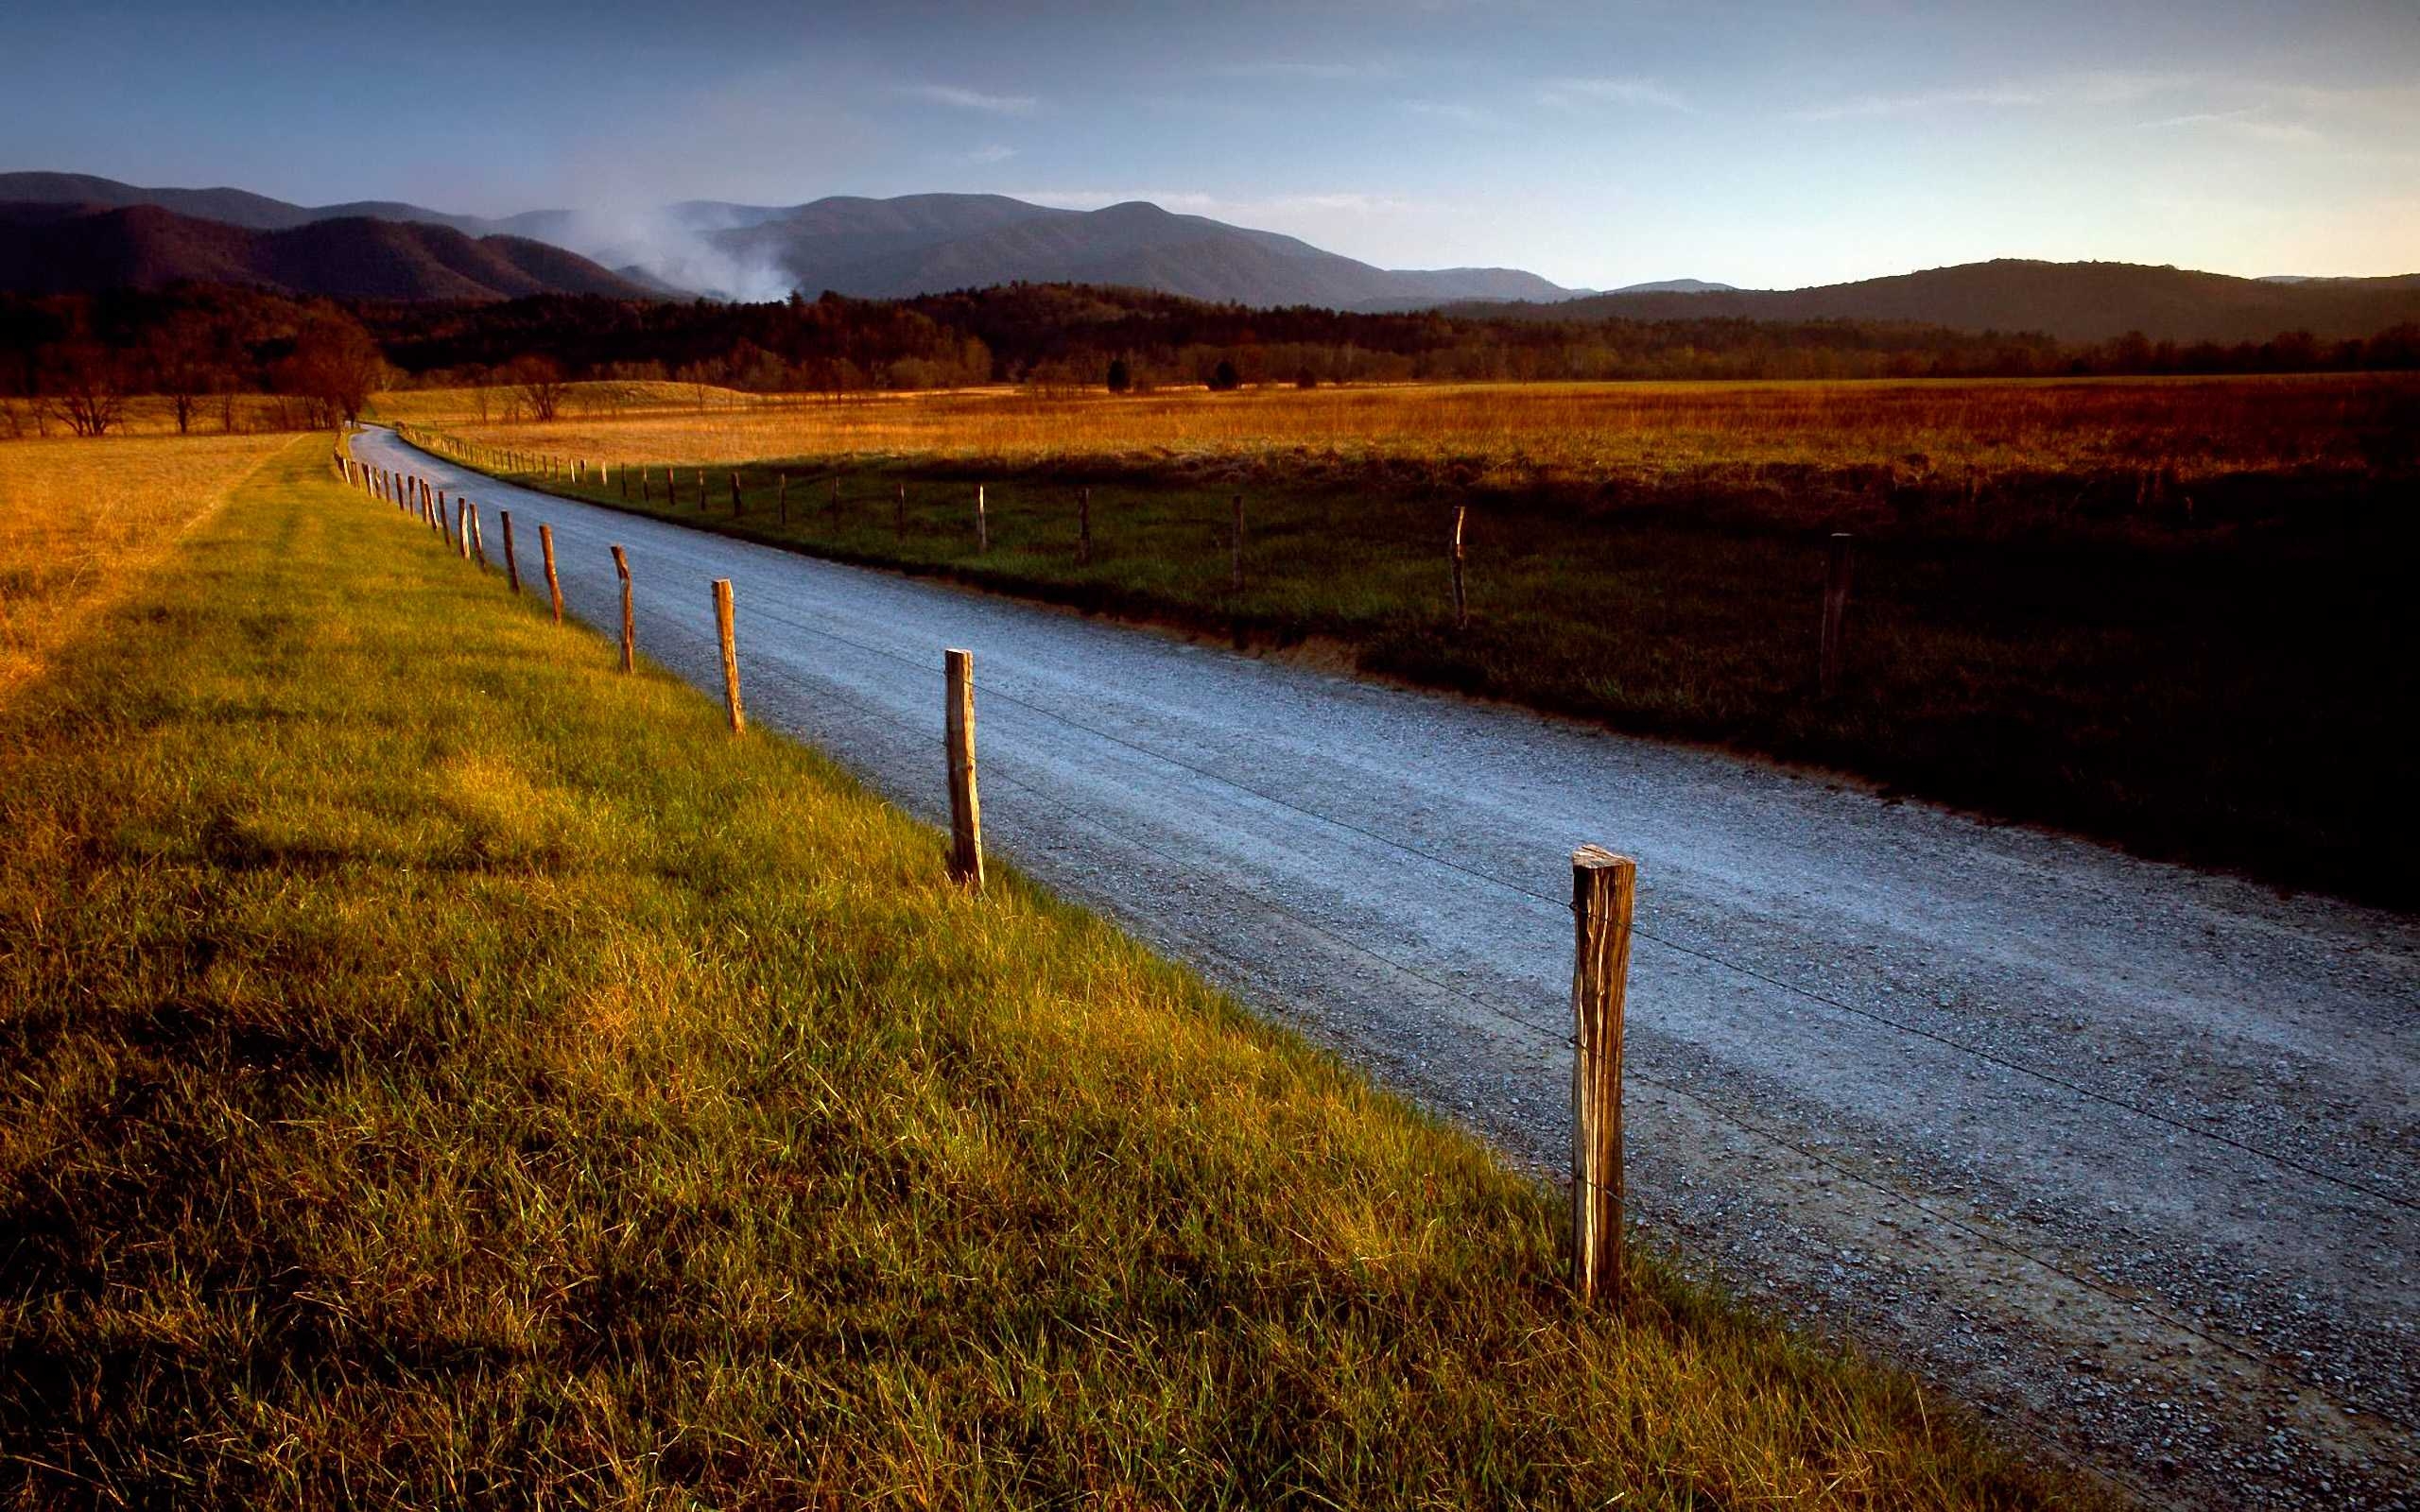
(0, 436), (2086, 1508)
(0, 431), (287, 697)
(0, 393), (325, 440)
(406, 369), (2420, 902)
(382, 372), (2417, 489)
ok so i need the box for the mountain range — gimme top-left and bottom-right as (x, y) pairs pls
(0, 199), (656, 301)
(3, 171), (2416, 343)
(1482, 261), (2420, 344)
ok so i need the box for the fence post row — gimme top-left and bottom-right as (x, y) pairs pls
(541, 524), (563, 623)
(713, 578), (744, 735)
(612, 545), (635, 673)
(1570, 844), (1637, 1306)
(1820, 532), (1853, 698)
(944, 648), (984, 891)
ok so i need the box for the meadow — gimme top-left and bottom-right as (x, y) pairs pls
(401, 371), (2420, 902)
(0, 430), (289, 697)
(0, 432), (2093, 1506)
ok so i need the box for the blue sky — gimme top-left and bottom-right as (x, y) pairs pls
(7, 0), (2414, 288)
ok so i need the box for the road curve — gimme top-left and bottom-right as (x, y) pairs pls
(354, 429), (2417, 1509)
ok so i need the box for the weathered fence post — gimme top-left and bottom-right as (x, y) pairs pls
(777, 473), (788, 525)
(1570, 844), (1636, 1306)
(977, 485), (989, 553)
(612, 545), (635, 672)
(712, 578), (744, 734)
(944, 648), (984, 890)
(540, 524), (563, 623)
(697, 470), (706, 511)
(501, 510), (521, 593)
(1078, 487), (1092, 565)
(621, 467), (630, 502)
(467, 502), (485, 566)
(895, 481), (907, 537)
(1820, 532), (1853, 698)
(731, 472), (743, 517)
(829, 473), (840, 519)
(1451, 504), (1469, 631)
(1231, 493), (1245, 593)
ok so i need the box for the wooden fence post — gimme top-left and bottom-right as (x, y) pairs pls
(829, 473), (840, 519)
(1078, 486), (1092, 566)
(621, 467), (630, 501)
(1570, 844), (1636, 1306)
(697, 470), (706, 511)
(1820, 532), (1853, 698)
(713, 579), (744, 734)
(541, 524), (563, 623)
(1231, 493), (1245, 593)
(1451, 504), (1469, 631)
(611, 546), (635, 672)
(501, 510), (521, 593)
(777, 473), (788, 525)
(468, 503), (486, 567)
(944, 648), (984, 890)
(977, 485), (988, 552)
(731, 472), (743, 517)
(895, 481), (907, 537)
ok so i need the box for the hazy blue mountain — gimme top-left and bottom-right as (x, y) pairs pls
(1473, 259), (2420, 343)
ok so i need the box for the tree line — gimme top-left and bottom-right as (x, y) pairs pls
(4, 281), (2415, 435)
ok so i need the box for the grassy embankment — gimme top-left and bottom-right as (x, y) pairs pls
(404, 372), (2420, 903)
(0, 435), (2090, 1504)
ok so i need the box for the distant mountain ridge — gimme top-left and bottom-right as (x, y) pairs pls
(676, 192), (1588, 310)
(3, 173), (2416, 339)
(1476, 260), (2420, 344)
(0, 172), (1593, 311)
(0, 200), (655, 301)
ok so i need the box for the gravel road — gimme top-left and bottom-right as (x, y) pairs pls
(360, 430), (2419, 1509)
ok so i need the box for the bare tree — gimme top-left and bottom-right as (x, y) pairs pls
(274, 314), (386, 426)
(509, 355), (570, 422)
(40, 342), (128, 436)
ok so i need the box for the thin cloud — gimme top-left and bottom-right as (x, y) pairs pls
(901, 83), (1039, 115)
(1540, 77), (1690, 112)
(1791, 84), (2041, 122)
(944, 144), (1018, 165)
(2142, 105), (2324, 146)
(1403, 100), (1499, 128)
(1218, 60), (1392, 81)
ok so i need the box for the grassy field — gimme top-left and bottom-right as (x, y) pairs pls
(0, 431), (290, 698)
(0, 433), (2089, 1505)
(383, 372), (2416, 486)
(402, 371), (2420, 904)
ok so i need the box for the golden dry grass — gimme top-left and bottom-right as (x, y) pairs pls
(389, 373), (2414, 487)
(0, 430), (291, 698)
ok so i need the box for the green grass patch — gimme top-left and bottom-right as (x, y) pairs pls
(458, 442), (2417, 907)
(0, 436), (2092, 1506)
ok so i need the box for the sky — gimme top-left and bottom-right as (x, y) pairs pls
(5, 0), (2415, 289)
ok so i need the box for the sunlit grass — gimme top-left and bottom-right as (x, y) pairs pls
(0, 430), (290, 697)
(0, 435), (2094, 1507)
(381, 371), (2415, 487)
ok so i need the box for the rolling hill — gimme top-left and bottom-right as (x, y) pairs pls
(0, 201), (657, 301)
(692, 193), (1587, 310)
(1481, 259), (2420, 344)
